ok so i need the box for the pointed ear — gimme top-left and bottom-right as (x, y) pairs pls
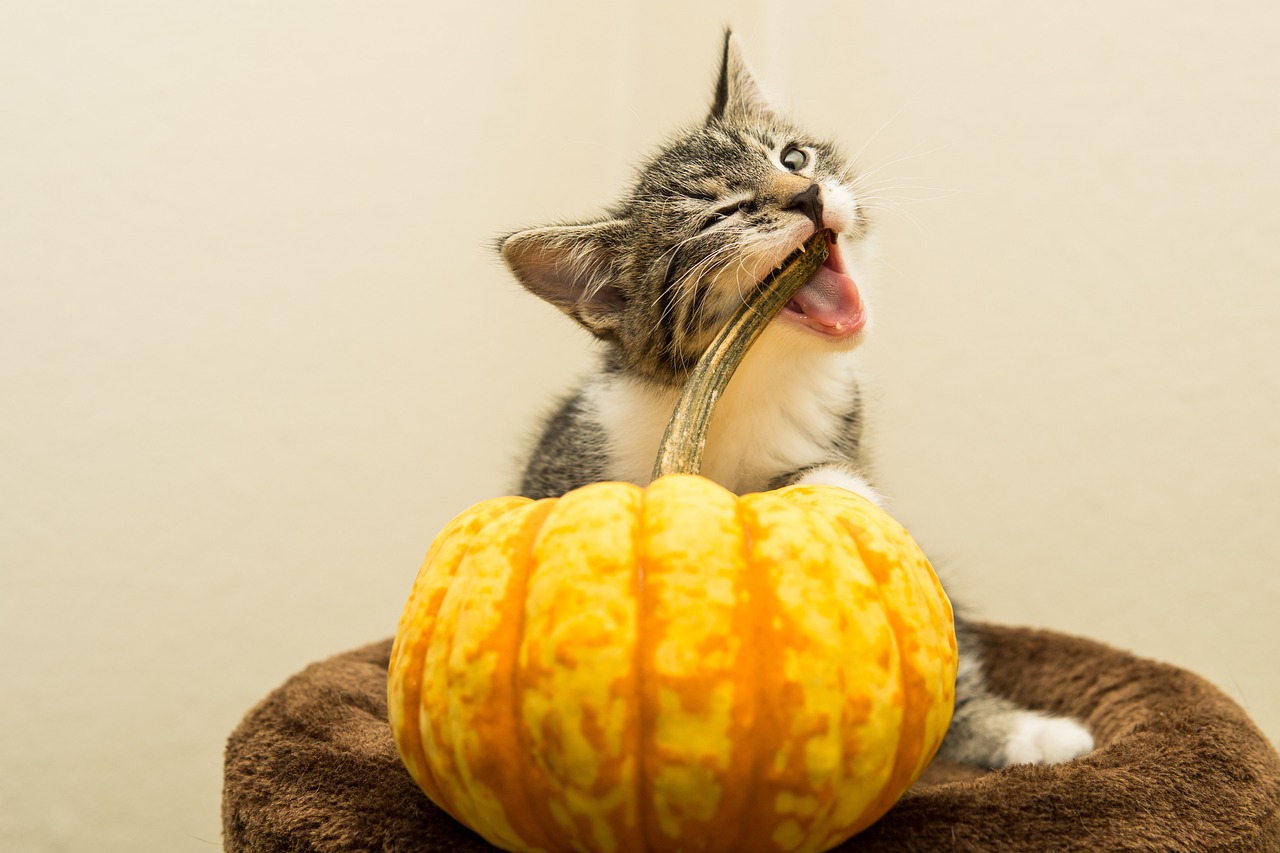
(499, 219), (629, 338)
(708, 30), (775, 123)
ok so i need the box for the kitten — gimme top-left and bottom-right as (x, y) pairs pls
(499, 32), (1093, 770)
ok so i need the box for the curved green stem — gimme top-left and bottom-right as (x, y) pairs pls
(651, 230), (831, 481)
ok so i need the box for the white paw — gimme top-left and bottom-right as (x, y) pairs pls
(1001, 713), (1094, 767)
(794, 465), (884, 507)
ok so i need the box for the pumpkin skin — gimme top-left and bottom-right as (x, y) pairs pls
(388, 474), (957, 853)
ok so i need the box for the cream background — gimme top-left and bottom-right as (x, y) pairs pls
(3, 2), (1278, 850)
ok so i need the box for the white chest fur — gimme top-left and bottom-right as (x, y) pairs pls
(585, 330), (864, 494)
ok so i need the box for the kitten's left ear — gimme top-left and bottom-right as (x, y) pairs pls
(708, 30), (776, 123)
(499, 219), (630, 339)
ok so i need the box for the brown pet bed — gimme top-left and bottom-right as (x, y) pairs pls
(223, 623), (1280, 851)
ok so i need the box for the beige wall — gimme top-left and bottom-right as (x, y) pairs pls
(3, 2), (1277, 849)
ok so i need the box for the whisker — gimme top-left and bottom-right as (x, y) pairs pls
(852, 144), (953, 188)
(849, 99), (914, 165)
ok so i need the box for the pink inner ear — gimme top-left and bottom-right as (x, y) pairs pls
(502, 222), (627, 314)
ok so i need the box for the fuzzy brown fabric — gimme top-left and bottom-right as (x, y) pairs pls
(223, 624), (1280, 851)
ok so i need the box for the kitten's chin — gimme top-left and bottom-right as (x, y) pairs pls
(773, 310), (871, 350)
(778, 299), (868, 342)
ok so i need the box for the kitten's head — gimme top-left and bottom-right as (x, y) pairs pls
(500, 32), (872, 385)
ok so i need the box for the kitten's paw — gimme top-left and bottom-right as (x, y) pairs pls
(1001, 712), (1094, 766)
(793, 465), (883, 507)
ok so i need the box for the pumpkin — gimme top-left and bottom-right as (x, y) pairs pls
(388, 233), (957, 853)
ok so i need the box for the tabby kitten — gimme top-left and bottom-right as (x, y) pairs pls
(499, 32), (1093, 769)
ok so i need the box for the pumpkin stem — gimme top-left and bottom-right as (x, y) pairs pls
(651, 230), (832, 480)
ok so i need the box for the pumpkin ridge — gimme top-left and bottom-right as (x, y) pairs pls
(417, 517), (485, 830)
(436, 515), (508, 838)
(440, 501), (551, 850)
(638, 477), (743, 848)
(723, 493), (765, 853)
(733, 492), (791, 850)
(520, 484), (647, 852)
(390, 532), (453, 809)
(393, 498), (525, 823)
(842, 525), (910, 839)
(837, 515), (934, 838)
(505, 500), (562, 852)
(633, 484), (655, 853)
(409, 557), (459, 823)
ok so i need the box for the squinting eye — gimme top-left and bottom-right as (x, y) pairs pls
(781, 146), (809, 172)
(700, 211), (729, 231)
(699, 199), (750, 231)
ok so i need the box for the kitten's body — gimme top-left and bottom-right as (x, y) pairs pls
(523, 330), (867, 500)
(503, 33), (1092, 769)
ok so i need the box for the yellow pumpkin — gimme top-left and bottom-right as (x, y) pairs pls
(388, 232), (958, 853)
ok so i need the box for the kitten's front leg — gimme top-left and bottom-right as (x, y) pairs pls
(943, 619), (1095, 767)
(785, 462), (884, 507)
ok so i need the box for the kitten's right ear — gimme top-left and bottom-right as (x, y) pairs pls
(499, 219), (629, 338)
(708, 30), (774, 123)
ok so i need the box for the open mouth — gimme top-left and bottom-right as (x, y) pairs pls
(777, 232), (866, 340)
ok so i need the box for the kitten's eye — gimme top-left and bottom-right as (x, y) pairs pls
(781, 145), (809, 172)
(699, 200), (748, 231)
(700, 212), (728, 230)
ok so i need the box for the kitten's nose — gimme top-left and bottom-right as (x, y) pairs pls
(783, 183), (824, 229)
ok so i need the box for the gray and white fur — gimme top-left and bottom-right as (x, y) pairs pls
(499, 32), (1093, 769)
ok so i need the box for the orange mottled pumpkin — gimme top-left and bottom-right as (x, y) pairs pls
(388, 475), (955, 852)
(388, 233), (957, 853)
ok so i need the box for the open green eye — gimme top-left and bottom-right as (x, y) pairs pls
(781, 145), (809, 172)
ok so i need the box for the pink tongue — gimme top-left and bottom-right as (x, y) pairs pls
(789, 265), (862, 330)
